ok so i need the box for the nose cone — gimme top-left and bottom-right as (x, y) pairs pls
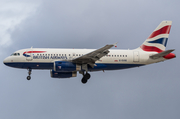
(3, 58), (7, 65)
(3, 57), (10, 66)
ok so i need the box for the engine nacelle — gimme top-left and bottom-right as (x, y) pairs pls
(50, 70), (77, 78)
(54, 61), (81, 72)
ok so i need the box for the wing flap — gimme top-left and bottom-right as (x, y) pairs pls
(72, 43), (117, 65)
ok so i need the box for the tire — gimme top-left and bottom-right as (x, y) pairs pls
(85, 73), (91, 79)
(81, 78), (87, 84)
(27, 76), (31, 80)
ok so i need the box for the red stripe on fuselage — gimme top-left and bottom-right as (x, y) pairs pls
(148, 25), (171, 39)
(23, 51), (46, 54)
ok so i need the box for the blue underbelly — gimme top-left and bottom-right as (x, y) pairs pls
(4, 62), (54, 69)
(89, 63), (144, 71)
(4, 62), (144, 70)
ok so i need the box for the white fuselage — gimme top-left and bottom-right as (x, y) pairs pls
(3, 48), (165, 71)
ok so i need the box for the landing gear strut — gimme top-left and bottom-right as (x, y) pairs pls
(81, 72), (91, 84)
(27, 69), (32, 80)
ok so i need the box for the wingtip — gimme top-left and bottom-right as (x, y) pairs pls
(114, 42), (118, 47)
(169, 49), (175, 52)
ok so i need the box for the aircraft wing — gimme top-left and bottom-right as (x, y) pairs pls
(72, 43), (117, 67)
(150, 49), (175, 59)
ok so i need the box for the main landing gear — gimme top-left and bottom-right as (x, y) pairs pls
(80, 71), (91, 84)
(27, 69), (32, 80)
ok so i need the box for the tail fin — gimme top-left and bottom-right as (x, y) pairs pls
(140, 21), (172, 53)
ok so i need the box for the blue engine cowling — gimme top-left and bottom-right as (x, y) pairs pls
(54, 61), (81, 72)
(50, 70), (77, 78)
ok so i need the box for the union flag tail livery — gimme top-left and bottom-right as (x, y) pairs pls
(140, 21), (172, 52)
(3, 21), (176, 84)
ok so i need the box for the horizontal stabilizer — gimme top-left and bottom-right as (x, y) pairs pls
(150, 49), (175, 59)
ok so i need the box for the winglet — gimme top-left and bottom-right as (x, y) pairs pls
(114, 42), (118, 47)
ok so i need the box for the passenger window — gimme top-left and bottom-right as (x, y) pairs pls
(117, 55), (119, 57)
(115, 55), (116, 57)
(69, 54), (71, 56)
(76, 54), (78, 56)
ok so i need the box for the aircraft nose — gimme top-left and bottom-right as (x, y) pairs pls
(3, 57), (10, 65)
(3, 58), (7, 65)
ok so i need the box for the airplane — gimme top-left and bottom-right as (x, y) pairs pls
(3, 21), (176, 84)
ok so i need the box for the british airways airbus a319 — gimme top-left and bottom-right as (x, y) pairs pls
(3, 21), (176, 83)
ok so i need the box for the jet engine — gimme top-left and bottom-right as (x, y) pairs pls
(53, 61), (81, 72)
(50, 70), (77, 78)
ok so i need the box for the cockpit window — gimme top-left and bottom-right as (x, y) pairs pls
(11, 53), (20, 56)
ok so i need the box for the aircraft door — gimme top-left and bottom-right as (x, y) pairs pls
(72, 53), (76, 60)
(26, 49), (33, 61)
(133, 51), (139, 62)
(68, 53), (73, 60)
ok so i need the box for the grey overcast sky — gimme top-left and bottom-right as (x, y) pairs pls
(0, 0), (180, 119)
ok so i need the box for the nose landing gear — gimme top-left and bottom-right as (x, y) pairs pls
(27, 69), (32, 80)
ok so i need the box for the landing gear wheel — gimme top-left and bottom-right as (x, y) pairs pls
(81, 73), (91, 84)
(27, 76), (31, 80)
(81, 78), (87, 84)
(84, 73), (91, 79)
